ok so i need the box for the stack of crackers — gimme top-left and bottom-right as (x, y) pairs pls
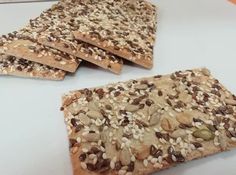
(0, 0), (158, 80)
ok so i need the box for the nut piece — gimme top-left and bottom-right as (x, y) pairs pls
(176, 112), (193, 125)
(125, 104), (139, 112)
(135, 84), (148, 90)
(79, 113), (91, 125)
(87, 110), (103, 119)
(120, 147), (131, 166)
(193, 129), (214, 141)
(161, 117), (177, 132)
(132, 146), (149, 160)
(225, 99), (236, 106)
(170, 129), (187, 139)
(83, 133), (100, 142)
(149, 113), (161, 126)
(149, 104), (160, 116)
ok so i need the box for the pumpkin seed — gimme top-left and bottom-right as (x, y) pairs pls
(125, 104), (139, 112)
(206, 124), (216, 132)
(79, 113), (91, 125)
(87, 110), (103, 119)
(149, 113), (161, 126)
(149, 104), (160, 116)
(193, 129), (214, 141)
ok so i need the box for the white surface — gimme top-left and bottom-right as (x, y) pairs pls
(0, 0), (236, 174)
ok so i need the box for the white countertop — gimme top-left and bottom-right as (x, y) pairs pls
(0, 0), (236, 175)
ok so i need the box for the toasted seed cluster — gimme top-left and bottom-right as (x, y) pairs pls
(62, 68), (236, 174)
(19, 1), (122, 68)
(72, 0), (157, 62)
(0, 54), (65, 79)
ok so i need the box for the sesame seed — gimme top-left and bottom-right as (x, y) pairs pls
(172, 155), (177, 162)
(76, 137), (81, 143)
(151, 158), (158, 164)
(82, 148), (88, 153)
(231, 137), (236, 141)
(102, 153), (107, 159)
(143, 159), (148, 167)
(80, 162), (87, 170)
(131, 155), (136, 162)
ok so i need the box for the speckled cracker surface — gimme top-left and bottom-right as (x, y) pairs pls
(21, 1), (123, 74)
(0, 54), (65, 80)
(72, 0), (157, 69)
(61, 68), (236, 175)
(0, 32), (80, 73)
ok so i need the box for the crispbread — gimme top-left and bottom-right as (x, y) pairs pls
(0, 54), (65, 80)
(21, 2), (123, 74)
(61, 68), (236, 175)
(0, 32), (81, 73)
(72, 0), (158, 69)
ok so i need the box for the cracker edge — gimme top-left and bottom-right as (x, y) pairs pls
(73, 32), (153, 69)
(3, 39), (80, 73)
(0, 66), (65, 80)
(38, 38), (123, 74)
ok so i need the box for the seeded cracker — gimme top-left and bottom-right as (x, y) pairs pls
(0, 54), (65, 80)
(22, 1), (123, 74)
(72, 0), (158, 69)
(61, 68), (236, 175)
(0, 32), (80, 73)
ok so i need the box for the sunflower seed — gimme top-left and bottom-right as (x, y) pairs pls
(125, 104), (139, 112)
(87, 110), (103, 119)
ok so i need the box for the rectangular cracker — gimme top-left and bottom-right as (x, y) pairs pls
(61, 68), (236, 175)
(72, 0), (158, 69)
(0, 54), (65, 80)
(21, 2), (123, 74)
(0, 32), (81, 73)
